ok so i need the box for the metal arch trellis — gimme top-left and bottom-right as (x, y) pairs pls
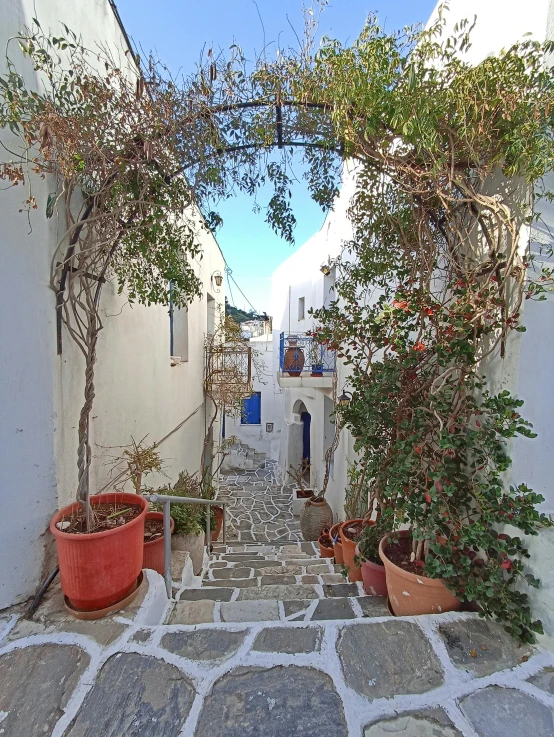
(55, 96), (342, 355)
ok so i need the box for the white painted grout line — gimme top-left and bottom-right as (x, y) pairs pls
(0, 615), (19, 644)
(350, 597), (364, 618)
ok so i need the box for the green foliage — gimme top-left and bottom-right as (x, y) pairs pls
(357, 510), (395, 566)
(152, 471), (204, 537)
(225, 297), (257, 324)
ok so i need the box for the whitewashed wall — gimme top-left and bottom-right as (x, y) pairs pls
(223, 334), (283, 459)
(0, 0), (225, 609)
(271, 169), (358, 517)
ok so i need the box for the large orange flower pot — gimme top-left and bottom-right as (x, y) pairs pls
(379, 530), (461, 616)
(330, 523), (344, 564)
(51, 492), (147, 611)
(340, 519), (365, 582)
(143, 511), (174, 575)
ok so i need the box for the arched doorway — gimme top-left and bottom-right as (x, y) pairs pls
(287, 400), (311, 486)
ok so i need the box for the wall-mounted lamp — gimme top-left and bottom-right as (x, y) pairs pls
(337, 390), (352, 406)
(320, 263), (331, 276)
(212, 270), (223, 292)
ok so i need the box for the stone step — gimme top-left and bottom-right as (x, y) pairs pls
(167, 594), (389, 624)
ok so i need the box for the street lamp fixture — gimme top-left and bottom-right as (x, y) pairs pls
(212, 271), (223, 290)
(320, 263), (331, 276)
(337, 390), (352, 406)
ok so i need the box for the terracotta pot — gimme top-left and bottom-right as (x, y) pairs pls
(340, 519), (365, 582)
(284, 344), (305, 376)
(51, 492), (147, 612)
(318, 537), (335, 558)
(356, 544), (388, 597)
(300, 497), (333, 541)
(379, 530), (462, 616)
(172, 530), (204, 575)
(210, 506), (224, 542)
(143, 512), (174, 576)
(330, 522), (344, 564)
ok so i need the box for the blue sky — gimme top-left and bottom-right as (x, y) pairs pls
(115, 0), (438, 313)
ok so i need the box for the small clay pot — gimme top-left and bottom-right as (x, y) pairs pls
(210, 506), (224, 542)
(330, 522), (344, 564)
(356, 544), (387, 597)
(339, 519), (365, 582)
(318, 535), (335, 558)
(143, 511), (174, 575)
(379, 530), (461, 616)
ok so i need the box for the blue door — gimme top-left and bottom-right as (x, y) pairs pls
(242, 392), (262, 425)
(301, 411), (311, 463)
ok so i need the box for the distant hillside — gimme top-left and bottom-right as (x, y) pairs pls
(225, 298), (256, 324)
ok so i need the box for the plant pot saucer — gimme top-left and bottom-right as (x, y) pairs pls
(64, 571), (144, 621)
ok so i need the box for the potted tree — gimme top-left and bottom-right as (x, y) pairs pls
(2, 26), (204, 614)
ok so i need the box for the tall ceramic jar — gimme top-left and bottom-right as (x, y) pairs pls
(300, 497), (333, 541)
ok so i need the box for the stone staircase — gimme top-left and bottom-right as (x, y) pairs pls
(166, 540), (389, 625)
(222, 442), (267, 471)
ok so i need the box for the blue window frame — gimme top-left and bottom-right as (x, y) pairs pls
(242, 392), (261, 425)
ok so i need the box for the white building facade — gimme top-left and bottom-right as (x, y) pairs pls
(0, 0), (225, 609)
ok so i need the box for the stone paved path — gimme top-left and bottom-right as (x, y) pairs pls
(1, 466), (553, 736)
(216, 462), (302, 542)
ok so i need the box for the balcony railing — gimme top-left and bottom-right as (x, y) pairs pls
(279, 332), (336, 375)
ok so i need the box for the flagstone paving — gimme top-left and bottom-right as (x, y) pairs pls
(216, 462), (302, 542)
(0, 464), (553, 736)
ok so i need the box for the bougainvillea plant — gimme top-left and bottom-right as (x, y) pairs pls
(308, 14), (554, 640)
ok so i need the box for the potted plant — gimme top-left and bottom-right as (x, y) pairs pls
(356, 510), (393, 597)
(379, 530), (461, 615)
(330, 522), (344, 564)
(283, 336), (305, 376)
(108, 436), (174, 575)
(318, 528), (335, 558)
(51, 492), (148, 613)
(339, 519), (365, 582)
(154, 471), (206, 576)
(308, 334), (324, 376)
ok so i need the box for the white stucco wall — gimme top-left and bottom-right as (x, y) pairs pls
(0, 0), (225, 609)
(223, 334), (283, 459)
(270, 168), (359, 517)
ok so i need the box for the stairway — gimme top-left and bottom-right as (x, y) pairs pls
(223, 442), (267, 471)
(166, 540), (389, 624)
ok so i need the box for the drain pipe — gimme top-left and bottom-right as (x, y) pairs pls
(26, 567), (59, 618)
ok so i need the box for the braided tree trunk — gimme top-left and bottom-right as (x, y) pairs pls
(76, 316), (98, 530)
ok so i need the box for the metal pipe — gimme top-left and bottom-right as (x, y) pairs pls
(26, 566), (59, 618)
(142, 493), (228, 599)
(222, 505), (226, 545)
(143, 493), (227, 507)
(206, 505), (211, 556)
(163, 501), (172, 598)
